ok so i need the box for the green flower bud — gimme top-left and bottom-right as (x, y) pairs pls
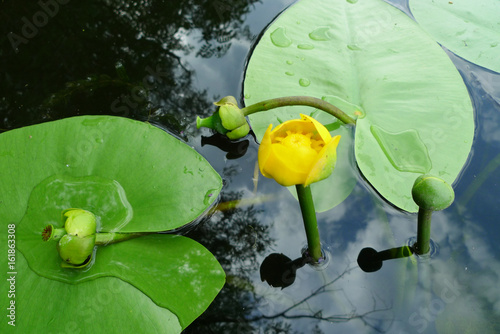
(227, 123), (250, 140)
(60, 253), (94, 268)
(412, 175), (455, 211)
(44, 209), (145, 268)
(196, 96), (250, 140)
(62, 208), (96, 237)
(42, 209), (98, 268)
(57, 234), (96, 266)
(214, 95), (239, 106)
(215, 99), (247, 131)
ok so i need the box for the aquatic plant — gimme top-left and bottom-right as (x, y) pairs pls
(0, 116), (225, 333)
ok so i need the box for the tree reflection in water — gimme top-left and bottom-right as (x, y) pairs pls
(0, 0), (257, 132)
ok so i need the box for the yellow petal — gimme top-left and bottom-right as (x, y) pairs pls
(280, 147), (316, 173)
(258, 124), (274, 179)
(262, 148), (307, 186)
(271, 119), (315, 141)
(304, 135), (341, 186)
(258, 115), (339, 187)
(300, 114), (332, 143)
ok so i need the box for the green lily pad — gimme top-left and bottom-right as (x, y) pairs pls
(244, 0), (474, 212)
(0, 116), (224, 332)
(0, 116), (221, 231)
(14, 255), (184, 333)
(410, 0), (500, 73)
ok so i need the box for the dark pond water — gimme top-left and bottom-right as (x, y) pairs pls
(2, 0), (500, 333)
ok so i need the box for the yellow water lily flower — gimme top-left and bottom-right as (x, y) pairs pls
(258, 114), (341, 187)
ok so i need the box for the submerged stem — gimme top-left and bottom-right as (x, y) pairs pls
(295, 184), (323, 262)
(241, 96), (356, 125)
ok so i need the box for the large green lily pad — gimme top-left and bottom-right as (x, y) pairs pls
(244, 0), (474, 212)
(410, 0), (500, 73)
(0, 116), (225, 332)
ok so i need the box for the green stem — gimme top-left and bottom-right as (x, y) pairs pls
(415, 209), (432, 255)
(95, 232), (149, 245)
(241, 96), (356, 125)
(295, 184), (323, 262)
(196, 115), (214, 129)
(51, 228), (66, 240)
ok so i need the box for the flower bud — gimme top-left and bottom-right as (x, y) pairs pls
(196, 96), (250, 140)
(57, 234), (96, 266)
(226, 123), (250, 140)
(42, 209), (98, 268)
(62, 208), (96, 237)
(215, 97), (246, 130)
(412, 175), (455, 211)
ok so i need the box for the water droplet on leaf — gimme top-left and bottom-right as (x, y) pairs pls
(270, 27), (292, 47)
(299, 78), (311, 87)
(297, 44), (314, 50)
(309, 27), (333, 41)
